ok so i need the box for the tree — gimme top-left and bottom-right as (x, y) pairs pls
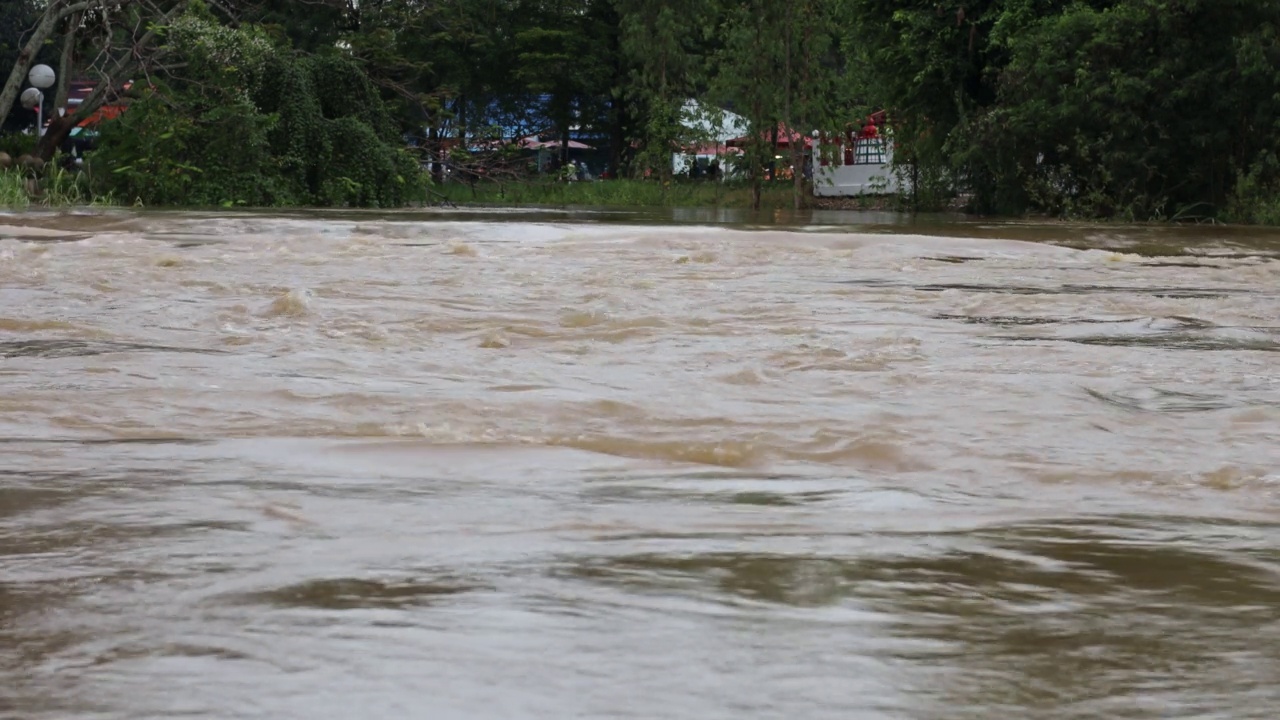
(90, 3), (424, 207)
(511, 0), (609, 165)
(978, 0), (1280, 219)
(234, 0), (355, 52)
(616, 0), (715, 181)
(844, 0), (1280, 220)
(778, 0), (845, 209)
(841, 0), (1006, 210)
(714, 0), (785, 209)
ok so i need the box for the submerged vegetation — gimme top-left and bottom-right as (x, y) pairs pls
(434, 178), (805, 209)
(1, 0), (1279, 223)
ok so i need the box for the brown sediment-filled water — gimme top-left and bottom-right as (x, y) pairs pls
(2, 206), (1279, 719)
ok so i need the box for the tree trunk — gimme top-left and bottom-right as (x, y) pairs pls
(559, 101), (570, 167)
(751, 160), (761, 209)
(750, 8), (764, 211)
(456, 95), (473, 184)
(609, 93), (628, 178)
(36, 115), (78, 162)
(791, 3), (815, 212)
(749, 101), (763, 210)
(36, 75), (112, 162)
(768, 124), (778, 181)
(784, 8), (801, 211)
(658, 59), (670, 184)
(54, 11), (82, 111)
(456, 94), (467, 150)
(429, 125), (443, 184)
(608, 19), (628, 178)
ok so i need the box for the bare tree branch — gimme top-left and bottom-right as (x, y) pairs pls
(54, 10), (85, 109)
(0, 0), (107, 130)
(34, 0), (194, 161)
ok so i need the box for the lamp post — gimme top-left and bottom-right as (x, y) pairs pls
(21, 64), (57, 137)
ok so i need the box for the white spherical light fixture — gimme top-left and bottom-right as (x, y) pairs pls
(28, 64), (56, 89)
(20, 87), (42, 109)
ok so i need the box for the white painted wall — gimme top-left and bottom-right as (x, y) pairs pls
(812, 137), (906, 197)
(813, 163), (900, 196)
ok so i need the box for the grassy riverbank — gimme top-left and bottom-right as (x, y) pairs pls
(0, 167), (109, 209)
(1, 170), (890, 212)
(4, 166), (1268, 224)
(433, 178), (826, 209)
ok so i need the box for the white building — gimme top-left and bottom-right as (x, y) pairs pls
(812, 116), (906, 197)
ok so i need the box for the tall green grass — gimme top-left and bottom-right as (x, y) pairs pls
(0, 170), (28, 208)
(0, 166), (114, 209)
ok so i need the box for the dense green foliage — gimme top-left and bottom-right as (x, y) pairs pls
(4, 0), (1279, 220)
(231, 0), (855, 208)
(88, 6), (424, 208)
(847, 0), (1280, 221)
(0, 165), (102, 209)
(239, 0), (1278, 221)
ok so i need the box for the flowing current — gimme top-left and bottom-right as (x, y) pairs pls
(2, 207), (1279, 719)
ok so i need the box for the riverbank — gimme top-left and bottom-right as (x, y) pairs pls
(5, 169), (1271, 230)
(433, 178), (829, 209)
(809, 194), (907, 212)
(431, 178), (950, 214)
(0, 167), (107, 209)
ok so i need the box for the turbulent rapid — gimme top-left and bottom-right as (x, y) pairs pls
(2, 207), (1278, 719)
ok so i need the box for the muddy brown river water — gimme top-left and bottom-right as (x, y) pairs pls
(2, 207), (1279, 719)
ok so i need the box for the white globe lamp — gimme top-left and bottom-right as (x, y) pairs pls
(24, 64), (57, 138)
(20, 87), (42, 110)
(28, 64), (56, 89)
